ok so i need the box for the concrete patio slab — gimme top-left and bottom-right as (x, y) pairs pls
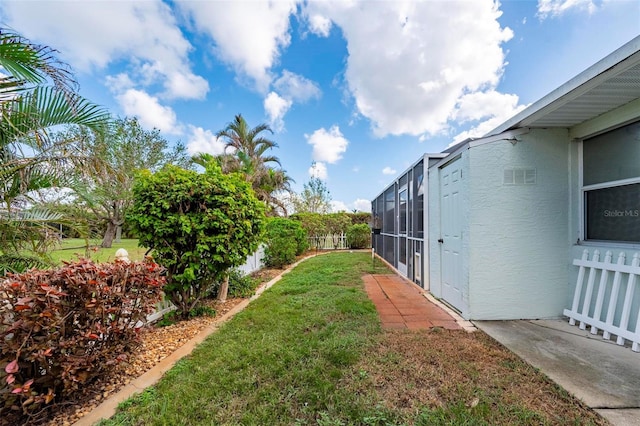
(596, 409), (640, 426)
(476, 319), (640, 426)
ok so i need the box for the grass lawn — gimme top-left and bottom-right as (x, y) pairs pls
(50, 238), (148, 264)
(100, 252), (605, 426)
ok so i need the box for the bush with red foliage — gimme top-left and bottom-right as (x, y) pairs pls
(0, 258), (164, 423)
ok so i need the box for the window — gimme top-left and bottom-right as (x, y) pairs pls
(413, 161), (424, 238)
(582, 121), (640, 243)
(399, 188), (407, 234)
(383, 187), (395, 233)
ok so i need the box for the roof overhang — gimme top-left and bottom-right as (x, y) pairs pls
(485, 36), (640, 137)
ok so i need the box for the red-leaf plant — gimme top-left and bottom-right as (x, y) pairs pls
(0, 258), (164, 421)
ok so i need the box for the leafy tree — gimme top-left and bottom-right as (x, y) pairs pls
(292, 176), (332, 214)
(62, 117), (191, 247)
(213, 114), (294, 215)
(128, 163), (265, 317)
(0, 29), (108, 274)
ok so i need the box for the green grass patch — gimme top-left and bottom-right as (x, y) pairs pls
(50, 238), (148, 264)
(98, 252), (605, 426)
(101, 252), (386, 425)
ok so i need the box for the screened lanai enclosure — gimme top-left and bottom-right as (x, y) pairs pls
(371, 154), (446, 289)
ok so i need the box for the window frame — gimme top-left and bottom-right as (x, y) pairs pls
(579, 122), (640, 247)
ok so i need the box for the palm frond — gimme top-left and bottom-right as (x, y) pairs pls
(0, 29), (77, 95)
(3, 206), (64, 222)
(0, 86), (109, 146)
(0, 252), (52, 276)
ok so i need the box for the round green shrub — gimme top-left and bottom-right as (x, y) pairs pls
(263, 218), (308, 268)
(346, 223), (371, 249)
(128, 164), (265, 317)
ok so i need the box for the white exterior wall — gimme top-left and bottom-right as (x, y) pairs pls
(466, 129), (571, 319)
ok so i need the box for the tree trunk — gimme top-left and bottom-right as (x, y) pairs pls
(217, 273), (229, 302)
(115, 225), (122, 243)
(101, 221), (116, 248)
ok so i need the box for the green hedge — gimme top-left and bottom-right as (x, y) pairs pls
(346, 223), (371, 249)
(263, 218), (308, 268)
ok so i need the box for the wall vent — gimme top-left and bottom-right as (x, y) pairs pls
(503, 168), (536, 185)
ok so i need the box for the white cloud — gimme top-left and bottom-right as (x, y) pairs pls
(331, 200), (349, 212)
(330, 198), (371, 213)
(263, 71), (321, 131)
(308, 14), (333, 37)
(353, 198), (371, 213)
(274, 70), (321, 103)
(454, 91), (522, 123)
(264, 92), (293, 132)
(309, 162), (328, 180)
(117, 89), (182, 135)
(382, 167), (396, 176)
(0, 1), (209, 100)
(105, 73), (135, 93)
(177, 0), (297, 92)
(451, 102), (529, 144)
(303, 1), (516, 137)
(165, 71), (210, 100)
(186, 125), (226, 156)
(306, 126), (349, 164)
(440, 86), (528, 145)
(537, 0), (597, 19)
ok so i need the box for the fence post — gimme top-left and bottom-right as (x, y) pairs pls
(616, 253), (640, 346)
(569, 249), (589, 326)
(591, 250), (612, 335)
(579, 250), (600, 330)
(603, 252), (626, 340)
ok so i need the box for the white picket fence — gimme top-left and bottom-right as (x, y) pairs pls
(564, 249), (640, 352)
(146, 297), (177, 323)
(308, 234), (348, 250)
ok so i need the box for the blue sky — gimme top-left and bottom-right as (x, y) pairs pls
(1, 0), (638, 212)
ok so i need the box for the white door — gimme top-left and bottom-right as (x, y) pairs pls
(440, 159), (464, 311)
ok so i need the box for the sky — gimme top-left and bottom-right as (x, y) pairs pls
(1, 0), (639, 213)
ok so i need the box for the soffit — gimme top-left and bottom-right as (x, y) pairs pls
(486, 37), (640, 135)
(521, 62), (640, 128)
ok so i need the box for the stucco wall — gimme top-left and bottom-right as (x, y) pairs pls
(466, 129), (570, 319)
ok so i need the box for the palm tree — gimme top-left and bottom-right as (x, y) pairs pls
(214, 114), (293, 215)
(0, 29), (109, 274)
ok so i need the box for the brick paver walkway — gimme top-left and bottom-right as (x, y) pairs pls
(363, 274), (461, 330)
